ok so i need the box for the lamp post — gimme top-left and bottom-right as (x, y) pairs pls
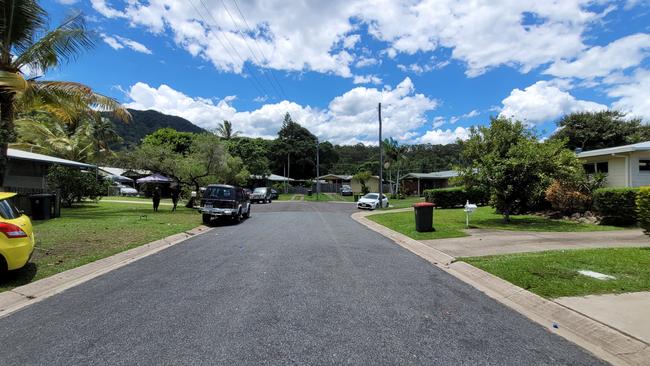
(378, 102), (383, 208)
(316, 137), (320, 201)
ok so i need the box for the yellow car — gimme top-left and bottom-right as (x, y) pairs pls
(0, 193), (35, 272)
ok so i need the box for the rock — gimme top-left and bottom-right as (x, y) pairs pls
(571, 213), (582, 220)
(584, 211), (594, 218)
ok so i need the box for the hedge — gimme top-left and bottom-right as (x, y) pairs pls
(424, 187), (488, 208)
(593, 187), (639, 226)
(636, 186), (650, 236)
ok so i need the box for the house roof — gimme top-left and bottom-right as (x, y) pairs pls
(99, 167), (150, 176)
(576, 141), (650, 158)
(401, 170), (459, 180)
(250, 174), (294, 182)
(8, 148), (95, 169)
(318, 174), (353, 181)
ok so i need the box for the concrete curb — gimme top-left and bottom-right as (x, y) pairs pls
(351, 211), (650, 366)
(0, 225), (213, 319)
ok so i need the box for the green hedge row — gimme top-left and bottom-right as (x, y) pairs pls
(423, 187), (488, 208)
(593, 187), (638, 226)
(636, 187), (650, 236)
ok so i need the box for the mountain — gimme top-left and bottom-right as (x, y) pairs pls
(106, 109), (206, 149)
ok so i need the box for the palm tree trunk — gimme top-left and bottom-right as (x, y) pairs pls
(0, 91), (16, 189)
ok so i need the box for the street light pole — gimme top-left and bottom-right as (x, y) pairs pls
(316, 137), (320, 201)
(378, 102), (383, 208)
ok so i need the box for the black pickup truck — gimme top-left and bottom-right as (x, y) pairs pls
(199, 184), (251, 224)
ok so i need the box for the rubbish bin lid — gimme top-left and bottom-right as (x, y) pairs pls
(30, 193), (55, 198)
(413, 202), (435, 208)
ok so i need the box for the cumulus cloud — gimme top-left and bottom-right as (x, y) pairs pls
(417, 127), (471, 145)
(125, 77), (439, 144)
(91, 0), (610, 78)
(545, 33), (650, 79)
(499, 80), (607, 124)
(101, 33), (153, 54)
(352, 74), (382, 85)
(450, 109), (480, 124)
(608, 68), (650, 122)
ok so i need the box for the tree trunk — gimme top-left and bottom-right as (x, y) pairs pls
(0, 91), (16, 189)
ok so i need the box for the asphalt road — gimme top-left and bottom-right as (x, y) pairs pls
(0, 201), (605, 365)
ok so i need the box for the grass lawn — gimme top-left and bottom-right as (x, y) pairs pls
(463, 247), (650, 298)
(0, 202), (200, 292)
(276, 193), (294, 201)
(382, 196), (425, 209)
(367, 206), (622, 241)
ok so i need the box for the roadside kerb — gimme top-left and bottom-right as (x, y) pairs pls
(351, 209), (650, 366)
(0, 225), (213, 319)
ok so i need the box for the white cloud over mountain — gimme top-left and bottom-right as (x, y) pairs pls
(125, 77), (439, 145)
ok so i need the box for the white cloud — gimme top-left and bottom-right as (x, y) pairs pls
(355, 56), (378, 68)
(352, 74), (382, 85)
(124, 77), (439, 144)
(450, 109), (480, 124)
(499, 80), (607, 124)
(91, 0), (610, 78)
(608, 68), (650, 122)
(100, 33), (153, 54)
(417, 127), (470, 144)
(545, 33), (650, 79)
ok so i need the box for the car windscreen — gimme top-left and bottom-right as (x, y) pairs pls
(363, 194), (379, 199)
(253, 188), (267, 193)
(0, 199), (21, 220)
(204, 187), (235, 199)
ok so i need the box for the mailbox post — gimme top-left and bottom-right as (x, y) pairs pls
(464, 200), (478, 228)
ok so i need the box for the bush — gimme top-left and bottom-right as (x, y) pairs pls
(636, 186), (650, 236)
(47, 165), (110, 207)
(424, 187), (488, 208)
(593, 187), (639, 226)
(545, 180), (591, 214)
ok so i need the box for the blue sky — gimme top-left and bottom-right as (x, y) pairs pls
(43, 0), (650, 145)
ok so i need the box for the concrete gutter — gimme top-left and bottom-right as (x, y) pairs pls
(0, 225), (212, 319)
(352, 210), (650, 366)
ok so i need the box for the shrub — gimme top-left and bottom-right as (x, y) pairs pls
(423, 187), (487, 208)
(636, 186), (650, 236)
(47, 165), (110, 207)
(545, 180), (591, 214)
(593, 187), (639, 226)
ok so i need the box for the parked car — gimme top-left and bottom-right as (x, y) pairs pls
(340, 185), (353, 196)
(357, 193), (389, 210)
(250, 187), (272, 203)
(199, 184), (250, 224)
(270, 189), (279, 200)
(0, 193), (35, 272)
(116, 184), (138, 196)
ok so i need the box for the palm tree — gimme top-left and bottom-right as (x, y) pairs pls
(0, 1), (129, 187)
(214, 120), (240, 140)
(383, 137), (408, 195)
(14, 114), (96, 161)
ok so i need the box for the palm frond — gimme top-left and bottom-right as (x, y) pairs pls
(13, 12), (94, 73)
(0, 70), (28, 92)
(0, 0), (48, 62)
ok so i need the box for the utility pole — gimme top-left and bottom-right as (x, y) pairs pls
(378, 102), (383, 208)
(316, 138), (320, 201)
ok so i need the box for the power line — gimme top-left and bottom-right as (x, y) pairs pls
(219, 0), (286, 100)
(231, 0), (288, 100)
(189, 0), (270, 98)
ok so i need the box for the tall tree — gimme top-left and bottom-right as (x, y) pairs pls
(460, 117), (579, 222)
(383, 137), (407, 194)
(214, 120), (240, 140)
(272, 112), (318, 179)
(0, 2), (128, 187)
(551, 111), (648, 151)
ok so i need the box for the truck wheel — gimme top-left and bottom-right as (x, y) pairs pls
(243, 206), (250, 218)
(202, 214), (212, 225)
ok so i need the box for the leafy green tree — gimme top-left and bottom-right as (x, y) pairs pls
(0, 2), (128, 187)
(47, 165), (110, 207)
(272, 112), (318, 179)
(214, 120), (240, 140)
(551, 111), (648, 151)
(353, 171), (372, 195)
(460, 117), (579, 222)
(141, 128), (194, 154)
(226, 137), (271, 176)
(383, 137), (407, 194)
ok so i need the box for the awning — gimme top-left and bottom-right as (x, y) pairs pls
(136, 173), (172, 184)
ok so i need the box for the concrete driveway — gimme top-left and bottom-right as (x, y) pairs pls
(0, 201), (604, 365)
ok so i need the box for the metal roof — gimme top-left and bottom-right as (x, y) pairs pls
(318, 174), (353, 180)
(576, 141), (650, 158)
(250, 174), (294, 182)
(401, 170), (459, 180)
(8, 148), (95, 169)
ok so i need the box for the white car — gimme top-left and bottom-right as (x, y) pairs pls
(118, 185), (138, 196)
(357, 193), (388, 210)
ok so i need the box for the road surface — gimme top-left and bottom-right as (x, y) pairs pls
(0, 201), (605, 365)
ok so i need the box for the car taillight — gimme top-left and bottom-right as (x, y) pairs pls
(0, 222), (28, 239)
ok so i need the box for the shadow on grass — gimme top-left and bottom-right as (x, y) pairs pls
(0, 263), (38, 289)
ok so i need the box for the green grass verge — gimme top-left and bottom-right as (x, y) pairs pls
(382, 196), (425, 209)
(367, 206), (622, 241)
(463, 247), (650, 298)
(276, 193), (294, 201)
(0, 202), (200, 292)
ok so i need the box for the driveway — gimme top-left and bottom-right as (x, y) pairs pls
(0, 201), (604, 365)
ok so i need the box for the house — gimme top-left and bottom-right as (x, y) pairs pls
(577, 141), (650, 188)
(317, 174), (352, 192)
(4, 148), (95, 193)
(350, 175), (390, 194)
(249, 174), (294, 188)
(400, 170), (459, 196)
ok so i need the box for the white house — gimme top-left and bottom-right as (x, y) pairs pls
(577, 141), (650, 188)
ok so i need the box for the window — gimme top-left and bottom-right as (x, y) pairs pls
(583, 162), (608, 174)
(583, 163), (595, 174)
(640, 160), (650, 172)
(596, 162), (609, 173)
(0, 199), (21, 220)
